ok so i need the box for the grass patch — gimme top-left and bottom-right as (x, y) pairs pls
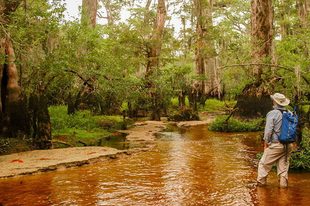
(0, 138), (31, 155)
(53, 129), (111, 147)
(208, 115), (264, 132)
(170, 97), (236, 112)
(49, 105), (132, 147)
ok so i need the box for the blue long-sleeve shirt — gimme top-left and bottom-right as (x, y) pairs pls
(263, 105), (287, 145)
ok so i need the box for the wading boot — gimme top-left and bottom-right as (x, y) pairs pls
(256, 182), (266, 187)
(278, 185), (288, 189)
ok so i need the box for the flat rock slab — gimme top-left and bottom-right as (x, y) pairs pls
(0, 146), (151, 178)
(176, 120), (212, 128)
(120, 121), (167, 141)
(0, 119), (211, 178)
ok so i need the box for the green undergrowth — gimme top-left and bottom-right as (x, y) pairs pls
(290, 127), (310, 169)
(0, 138), (31, 155)
(49, 105), (133, 147)
(256, 127), (310, 170)
(52, 129), (111, 147)
(208, 115), (264, 132)
(199, 99), (236, 112)
(170, 98), (236, 112)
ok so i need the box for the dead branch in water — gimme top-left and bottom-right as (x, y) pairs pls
(47, 140), (74, 147)
(225, 108), (239, 123)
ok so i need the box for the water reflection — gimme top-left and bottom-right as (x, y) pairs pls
(1, 124), (310, 205)
(97, 133), (130, 150)
(97, 133), (143, 150)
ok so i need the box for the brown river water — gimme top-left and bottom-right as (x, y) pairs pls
(1, 124), (310, 205)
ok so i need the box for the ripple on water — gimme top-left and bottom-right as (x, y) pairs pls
(1, 126), (310, 205)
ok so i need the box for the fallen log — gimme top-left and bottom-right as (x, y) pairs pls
(46, 140), (74, 147)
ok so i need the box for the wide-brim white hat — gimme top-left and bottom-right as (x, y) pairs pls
(270, 93), (290, 106)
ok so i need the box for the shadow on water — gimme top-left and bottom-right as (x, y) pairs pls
(97, 133), (129, 150)
(97, 133), (142, 150)
(155, 124), (191, 142)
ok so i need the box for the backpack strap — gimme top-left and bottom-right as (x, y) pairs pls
(278, 109), (290, 162)
(277, 108), (288, 114)
(271, 109), (290, 162)
(271, 109), (285, 138)
(285, 144), (288, 162)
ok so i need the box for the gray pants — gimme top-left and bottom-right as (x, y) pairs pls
(257, 143), (292, 186)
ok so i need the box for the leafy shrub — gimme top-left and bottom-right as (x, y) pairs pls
(170, 97), (190, 108)
(208, 115), (264, 132)
(168, 106), (199, 121)
(49, 105), (128, 133)
(49, 106), (100, 132)
(170, 98), (236, 112)
(199, 99), (236, 112)
(290, 127), (310, 169)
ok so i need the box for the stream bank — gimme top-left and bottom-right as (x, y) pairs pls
(0, 119), (213, 178)
(2, 123), (308, 206)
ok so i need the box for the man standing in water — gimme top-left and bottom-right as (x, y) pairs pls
(257, 93), (292, 188)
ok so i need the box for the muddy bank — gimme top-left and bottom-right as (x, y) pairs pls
(0, 119), (213, 179)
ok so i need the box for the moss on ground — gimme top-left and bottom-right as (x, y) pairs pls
(0, 138), (31, 155)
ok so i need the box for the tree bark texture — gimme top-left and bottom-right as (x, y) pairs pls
(0, 0), (22, 22)
(1, 1), (51, 145)
(0, 37), (31, 138)
(250, 0), (274, 76)
(298, 0), (310, 28)
(145, 0), (167, 121)
(279, 0), (291, 38)
(0, 0), (22, 102)
(146, 0), (166, 78)
(0, 0), (32, 137)
(82, 0), (98, 27)
(234, 0), (274, 119)
(192, 0), (221, 102)
(234, 84), (273, 119)
(29, 89), (52, 150)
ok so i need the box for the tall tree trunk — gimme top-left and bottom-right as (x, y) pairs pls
(295, 0), (310, 101)
(250, 0), (274, 77)
(4, 37), (31, 138)
(0, 0), (32, 138)
(298, 0), (310, 29)
(82, 0), (98, 27)
(0, 37), (5, 133)
(191, 0), (221, 110)
(144, 0), (153, 25)
(146, 0), (166, 77)
(4, 36), (20, 102)
(293, 0), (310, 147)
(74, 0), (98, 114)
(145, 0), (167, 121)
(103, 0), (114, 25)
(29, 85), (52, 150)
(279, 0), (290, 39)
(234, 0), (274, 119)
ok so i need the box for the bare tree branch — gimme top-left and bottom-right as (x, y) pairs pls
(63, 69), (94, 89)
